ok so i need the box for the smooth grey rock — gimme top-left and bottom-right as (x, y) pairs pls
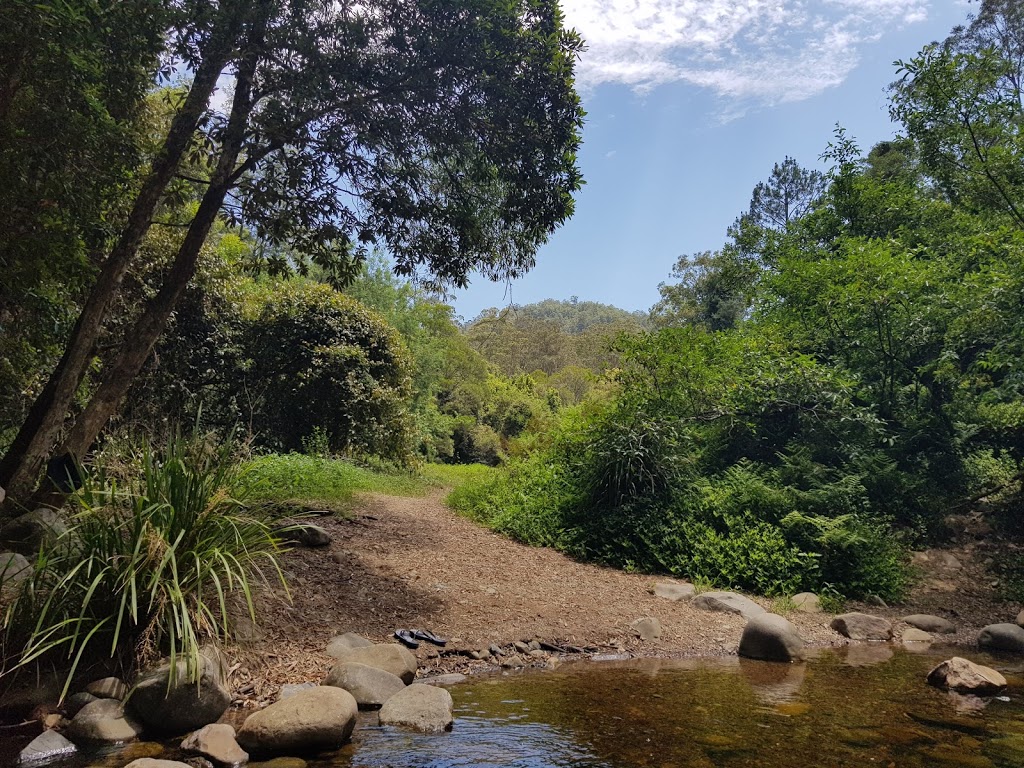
(18, 730), (77, 764)
(692, 591), (765, 619)
(791, 593), (821, 613)
(277, 683), (317, 701)
(378, 684), (453, 733)
(64, 692), (98, 717)
(277, 523), (330, 548)
(236, 686), (357, 755)
(66, 698), (142, 743)
(865, 594), (888, 609)
(903, 627), (934, 643)
(630, 617), (662, 641)
(0, 509), (67, 555)
(181, 723), (248, 767)
(325, 644), (416, 684)
(978, 623), (1024, 653)
(325, 633), (373, 657)
(86, 676), (128, 700)
(927, 657), (1006, 694)
(421, 674), (467, 687)
(0, 551), (31, 584)
(124, 761), (192, 768)
(652, 581), (695, 601)
(902, 614), (955, 635)
(128, 650), (231, 733)
(738, 613), (806, 662)
(321, 662), (406, 709)
(830, 613), (893, 641)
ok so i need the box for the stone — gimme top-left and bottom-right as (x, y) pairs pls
(321, 662), (406, 709)
(738, 613), (806, 662)
(903, 628), (934, 643)
(63, 692), (98, 717)
(18, 730), (77, 764)
(830, 613), (893, 641)
(513, 640), (531, 654)
(791, 593), (821, 613)
(181, 723), (248, 767)
(66, 698), (142, 743)
(325, 633), (374, 657)
(124, 761), (193, 768)
(0, 551), (31, 584)
(86, 677), (128, 700)
(1017, 609), (1024, 628)
(236, 686), (357, 755)
(276, 523), (330, 548)
(978, 623), (1024, 653)
(325, 644), (417, 684)
(843, 644), (893, 667)
(652, 581), (695, 601)
(865, 594), (888, 609)
(128, 650), (232, 733)
(691, 591), (765, 619)
(928, 657), (1006, 694)
(420, 674), (467, 687)
(277, 683), (317, 701)
(249, 759), (307, 768)
(378, 684), (453, 733)
(0, 509), (67, 555)
(630, 617), (662, 641)
(902, 614), (955, 634)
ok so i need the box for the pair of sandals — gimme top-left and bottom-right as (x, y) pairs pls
(394, 629), (447, 649)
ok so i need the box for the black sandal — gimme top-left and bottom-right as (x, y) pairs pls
(394, 629), (419, 649)
(411, 629), (447, 647)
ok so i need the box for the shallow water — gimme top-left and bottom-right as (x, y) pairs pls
(7, 646), (1024, 768)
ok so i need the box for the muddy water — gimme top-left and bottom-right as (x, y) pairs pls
(7, 646), (1024, 768)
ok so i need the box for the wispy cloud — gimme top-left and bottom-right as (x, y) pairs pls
(562, 0), (930, 103)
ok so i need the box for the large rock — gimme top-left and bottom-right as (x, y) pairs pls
(86, 677), (128, 700)
(378, 684), (453, 733)
(630, 617), (662, 641)
(324, 633), (374, 656)
(18, 730), (77, 764)
(325, 644), (416, 684)
(124, 761), (192, 768)
(1016, 609), (1024, 628)
(791, 593), (821, 613)
(236, 686), (357, 755)
(691, 591), (765, 619)
(64, 692), (99, 717)
(0, 551), (31, 585)
(652, 581), (694, 601)
(181, 723), (248, 767)
(978, 623), (1024, 653)
(830, 613), (893, 641)
(128, 650), (231, 734)
(321, 662), (406, 709)
(738, 613), (805, 662)
(0, 509), (67, 555)
(66, 698), (142, 743)
(927, 657), (1007, 694)
(902, 614), (955, 635)
(902, 628), (933, 643)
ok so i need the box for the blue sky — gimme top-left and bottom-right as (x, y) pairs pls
(449, 0), (971, 322)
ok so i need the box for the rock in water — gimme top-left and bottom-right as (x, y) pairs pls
(128, 650), (231, 733)
(902, 628), (933, 643)
(691, 592), (765, 619)
(378, 684), (454, 733)
(321, 662), (406, 709)
(978, 623), (1024, 653)
(927, 657), (1006, 694)
(325, 644), (417, 683)
(66, 698), (142, 743)
(18, 730), (77, 764)
(237, 687), (357, 755)
(630, 617), (662, 641)
(902, 614), (955, 635)
(123, 761), (193, 768)
(830, 613), (893, 641)
(739, 613), (806, 662)
(181, 723), (248, 767)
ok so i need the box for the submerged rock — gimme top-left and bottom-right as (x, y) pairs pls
(691, 592), (765, 619)
(927, 657), (1006, 694)
(738, 613), (805, 662)
(978, 623), (1024, 653)
(237, 686), (357, 755)
(830, 613), (893, 641)
(378, 684), (453, 733)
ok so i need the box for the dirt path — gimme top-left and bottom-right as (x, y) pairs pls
(234, 489), (1014, 703)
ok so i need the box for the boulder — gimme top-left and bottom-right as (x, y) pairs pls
(902, 628), (933, 643)
(738, 613), (805, 662)
(66, 698), (142, 743)
(86, 677), (128, 700)
(324, 633), (374, 657)
(378, 684), (453, 733)
(0, 509), (67, 555)
(691, 591), (765, 619)
(830, 613), (893, 641)
(236, 686), (357, 755)
(63, 692), (98, 717)
(124, 761), (193, 768)
(321, 662), (406, 709)
(978, 623), (1024, 653)
(1017, 609), (1024, 628)
(128, 650), (231, 733)
(652, 581), (695, 601)
(181, 723), (248, 767)
(277, 684), (317, 701)
(247, 759), (306, 768)
(18, 730), (77, 764)
(902, 614), (955, 635)
(0, 551), (31, 584)
(791, 593), (821, 613)
(325, 644), (416, 684)
(629, 617), (662, 641)
(927, 657), (1007, 694)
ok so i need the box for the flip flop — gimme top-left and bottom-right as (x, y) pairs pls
(394, 629), (419, 649)
(411, 629), (447, 647)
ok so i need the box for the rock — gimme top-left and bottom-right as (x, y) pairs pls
(468, 649), (490, 660)
(691, 591), (765, 619)
(116, 742), (166, 760)
(236, 686), (357, 755)
(0, 509), (67, 555)
(738, 613), (805, 662)
(277, 684), (317, 701)
(124, 761), (193, 768)
(791, 593), (821, 613)
(652, 581), (695, 601)
(378, 684), (453, 733)
(18, 730), (77, 764)
(276, 523), (330, 548)
(513, 640), (531, 654)
(0, 551), (31, 584)
(181, 723), (248, 767)
(66, 698), (142, 743)
(322, 662), (406, 709)
(1017, 609), (1024, 628)
(63, 692), (98, 717)
(86, 677), (128, 700)
(830, 613), (893, 641)
(865, 594), (888, 609)
(903, 628), (933, 643)
(500, 654), (525, 669)
(978, 623), (1024, 653)
(927, 657), (1007, 694)
(630, 617), (662, 641)
(902, 614), (955, 635)
(325, 644), (416, 684)
(421, 674), (467, 687)
(325, 633), (373, 656)
(128, 650), (231, 733)
(249, 759), (307, 768)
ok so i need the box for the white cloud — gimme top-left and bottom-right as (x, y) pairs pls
(562, 0), (930, 103)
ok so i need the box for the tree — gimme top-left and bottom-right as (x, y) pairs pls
(747, 156), (827, 232)
(0, 0), (585, 507)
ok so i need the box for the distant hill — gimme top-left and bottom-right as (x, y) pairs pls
(467, 298), (648, 335)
